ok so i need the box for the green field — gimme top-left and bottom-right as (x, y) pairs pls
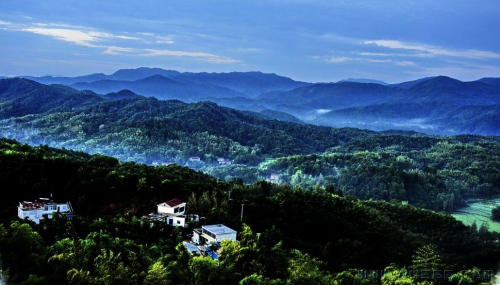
(452, 198), (500, 232)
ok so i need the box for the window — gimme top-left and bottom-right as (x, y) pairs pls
(177, 220), (181, 224)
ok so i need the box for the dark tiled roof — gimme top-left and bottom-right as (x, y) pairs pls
(165, 198), (184, 207)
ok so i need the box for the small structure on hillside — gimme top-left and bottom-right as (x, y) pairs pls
(153, 198), (199, 227)
(192, 224), (237, 244)
(18, 199), (73, 224)
(217, 158), (232, 165)
(267, 173), (280, 184)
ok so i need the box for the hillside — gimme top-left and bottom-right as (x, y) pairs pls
(18, 68), (500, 136)
(0, 78), (104, 118)
(311, 76), (500, 135)
(0, 79), (375, 164)
(1, 139), (499, 284)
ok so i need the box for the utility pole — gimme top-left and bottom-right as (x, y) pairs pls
(241, 204), (244, 222)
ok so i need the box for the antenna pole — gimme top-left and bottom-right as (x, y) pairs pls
(240, 204), (244, 222)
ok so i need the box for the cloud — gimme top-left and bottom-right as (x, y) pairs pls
(395, 61), (415, 66)
(103, 46), (138, 55)
(143, 49), (239, 64)
(155, 36), (174, 44)
(364, 40), (500, 59)
(20, 26), (139, 47)
(325, 57), (351, 63)
(22, 27), (101, 47)
(2, 19), (239, 64)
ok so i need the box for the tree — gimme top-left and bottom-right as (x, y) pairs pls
(410, 244), (444, 271)
(380, 267), (415, 285)
(143, 261), (171, 285)
(410, 244), (445, 281)
(491, 205), (500, 222)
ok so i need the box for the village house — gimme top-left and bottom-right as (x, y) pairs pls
(267, 173), (280, 184)
(154, 198), (199, 227)
(191, 224), (237, 244)
(18, 199), (73, 224)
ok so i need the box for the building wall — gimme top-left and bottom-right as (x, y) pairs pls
(216, 232), (237, 242)
(158, 205), (175, 214)
(166, 216), (186, 227)
(157, 204), (186, 215)
(18, 202), (71, 224)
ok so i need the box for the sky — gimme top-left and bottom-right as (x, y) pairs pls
(1, 0), (499, 83)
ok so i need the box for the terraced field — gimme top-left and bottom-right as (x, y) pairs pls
(452, 198), (500, 232)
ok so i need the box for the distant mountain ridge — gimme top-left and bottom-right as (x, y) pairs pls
(0, 77), (374, 164)
(337, 78), (388, 85)
(23, 67), (310, 99)
(7, 68), (500, 136)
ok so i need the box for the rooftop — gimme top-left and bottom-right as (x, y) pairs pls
(163, 198), (184, 207)
(202, 224), (237, 235)
(18, 199), (68, 210)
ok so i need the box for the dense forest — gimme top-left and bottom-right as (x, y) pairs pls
(1, 138), (500, 284)
(1, 78), (500, 214)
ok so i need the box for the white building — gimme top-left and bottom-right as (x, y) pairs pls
(18, 199), (73, 224)
(192, 224), (237, 244)
(157, 198), (199, 227)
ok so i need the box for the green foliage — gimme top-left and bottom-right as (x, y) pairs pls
(491, 205), (500, 221)
(1, 140), (500, 284)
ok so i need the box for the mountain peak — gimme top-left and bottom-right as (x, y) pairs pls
(337, 78), (388, 85)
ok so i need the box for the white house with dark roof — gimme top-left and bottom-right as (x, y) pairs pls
(192, 224), (237, 244)
(156, 198), (200, 227)
(158, 198), (186, 215)
(18, 199), (73, 224)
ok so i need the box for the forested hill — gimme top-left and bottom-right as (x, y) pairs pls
(2, 77), (500, 215)
(0, 77), (105, 118)
(16, 69), (500, 136)
(0, 77), (375, 164)
(1, 138), (499, 284)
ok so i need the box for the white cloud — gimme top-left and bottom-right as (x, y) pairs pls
(395, 61), (415, 66)
(155, 36), (174, 44)
(143, 49), (239, 64)
(103, 46), (137, 55)
(325, 57), (351, 63)
(364, 40), (500, 59)
(22, 27), (102, 47)
(20, 27), (139, 47)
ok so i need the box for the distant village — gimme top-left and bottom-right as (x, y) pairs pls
(151, 156), (281, 184)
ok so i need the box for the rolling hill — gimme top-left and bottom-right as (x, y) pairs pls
(9, 68), (500, 136)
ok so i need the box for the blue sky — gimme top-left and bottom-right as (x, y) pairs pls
(1, 0), (499, 83)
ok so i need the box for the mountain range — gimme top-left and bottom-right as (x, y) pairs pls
(0, 77), (376, 164)
(12, 67), (500, 136)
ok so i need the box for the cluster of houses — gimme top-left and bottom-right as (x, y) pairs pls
(18, 197), (237, 258)
(151, 157), (232, 167)
(145, 198), (238, 253)
(217, 157), (232, 165)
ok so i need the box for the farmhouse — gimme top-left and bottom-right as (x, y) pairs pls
(192, 224), (237, 244)
(154, 198), (199, 227)
(18, 199), (73, 224)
